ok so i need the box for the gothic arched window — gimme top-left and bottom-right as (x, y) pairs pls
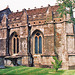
(12, 32), (19, 54)
(33, 32), (42, 54)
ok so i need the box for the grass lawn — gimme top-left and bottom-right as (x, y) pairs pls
(0, 66), (75, 75)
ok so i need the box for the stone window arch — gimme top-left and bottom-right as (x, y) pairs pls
(11, 32), (19, 54)
(32, 30), (43, 54)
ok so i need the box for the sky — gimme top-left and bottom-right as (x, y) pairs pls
(0, 0), (57, 12)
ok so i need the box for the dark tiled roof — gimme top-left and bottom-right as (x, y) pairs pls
(8, 7), (48, 20)
(49, 5), (59, 18)
(27, 7), (48, 16)
(50, 5), (59, 12)
(8, 5), (59, 20)
(0, 8), (11, 23)
(8, 11), (23, 20)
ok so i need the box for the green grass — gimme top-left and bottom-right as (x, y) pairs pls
(0, 66), (75, 75)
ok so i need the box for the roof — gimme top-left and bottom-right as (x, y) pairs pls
(26, 5), (59, 16)
(8, 11), (23, 20)
(8, 7), (48, 20)
(27, 7), (48, 16)
(8, 5), (59, 20)
(0, 7), (11, 23)
(50, 5), (59, 11)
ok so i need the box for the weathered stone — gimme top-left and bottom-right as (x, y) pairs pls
(0, 5), (74, 70)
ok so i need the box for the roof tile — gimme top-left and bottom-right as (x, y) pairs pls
(8, 5), (59, 20)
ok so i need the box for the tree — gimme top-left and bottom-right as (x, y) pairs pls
(57, 0), (75, 24)
(51, 56), (62, 72)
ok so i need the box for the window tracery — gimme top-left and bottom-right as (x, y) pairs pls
(33, 31), (43, 54)
(12, 32), (19, 54)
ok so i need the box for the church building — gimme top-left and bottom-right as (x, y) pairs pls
(0, 4), (74, 69)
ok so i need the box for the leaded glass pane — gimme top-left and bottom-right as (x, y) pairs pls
(39, 36), (42, 54)
(35, 36), (38, 54)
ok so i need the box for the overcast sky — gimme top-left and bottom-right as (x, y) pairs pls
(0, 0), (56, 12)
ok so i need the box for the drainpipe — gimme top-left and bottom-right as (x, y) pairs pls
(28, 24), (32, 66)
(28, 24), (31, 54)
(27, 15), (32, 66)
(72, 7), (75, 51)
(52, 11), (58, 57)
(73, 14), (75, 52)
(6, 16), (10, 56)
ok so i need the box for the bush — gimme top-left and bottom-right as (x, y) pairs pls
(51, 56), (62, 72)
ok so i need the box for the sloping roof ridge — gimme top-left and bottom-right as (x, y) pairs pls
(27, 6), (48, 11)
(50, 5), (59, 7)
(8, 10), (23, 19)
(0, 8), (10, 12)
(26, 5), (59, 11)
(10, 11), (23, 14)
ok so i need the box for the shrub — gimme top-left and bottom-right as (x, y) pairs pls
(51, 56), (62, 72)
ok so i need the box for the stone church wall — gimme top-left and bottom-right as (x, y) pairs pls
(0, 5), (74, 69)
(55, 22), (68, 69)
(0, 39), (6, 56)
(30, 23), (55, 67)
(67, 36), (74, 54)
